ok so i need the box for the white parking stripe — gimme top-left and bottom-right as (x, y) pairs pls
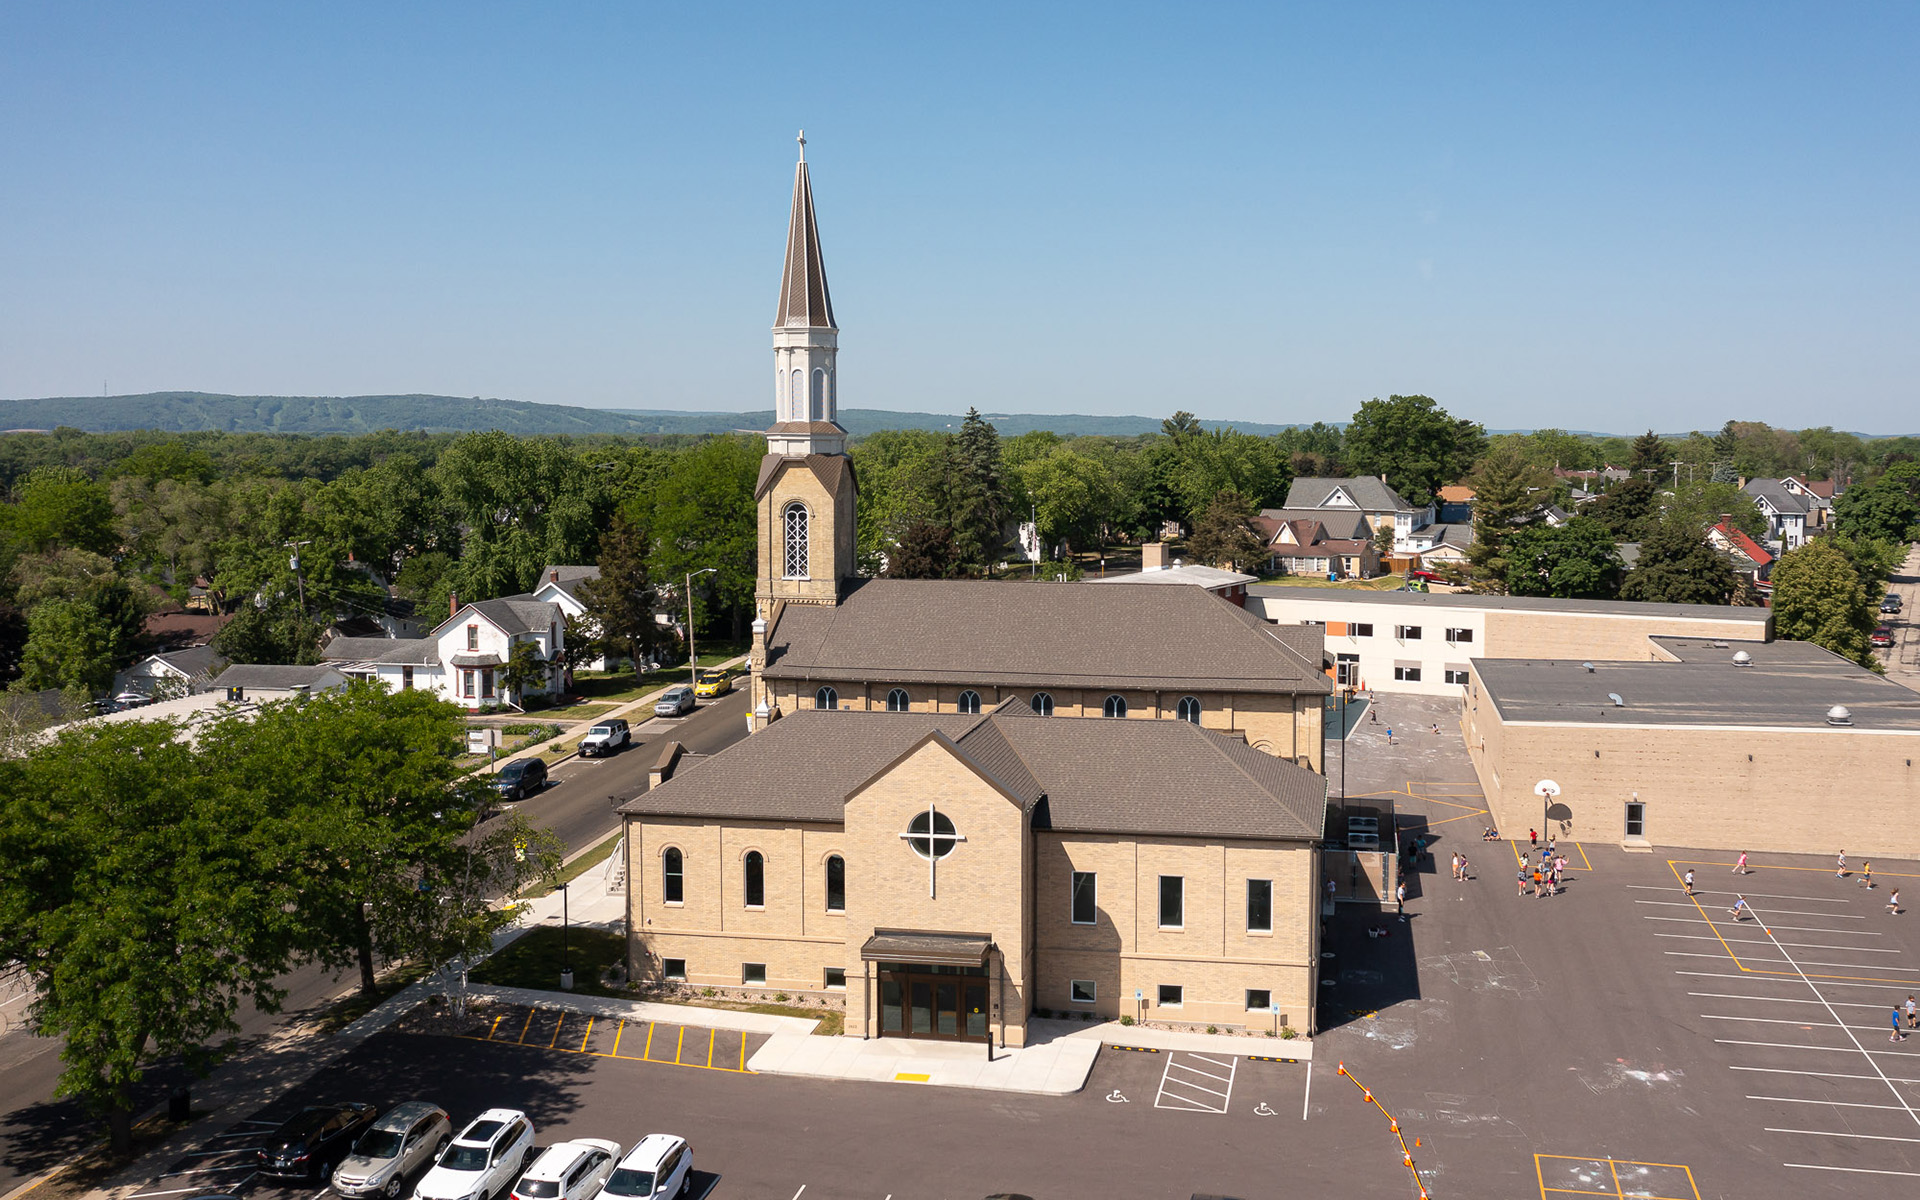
(1655, 932), (1904, 953)
(158, 1164), (257, 1177)
(1663, 950), (1919, 973)
(1767, 1127), (1920, 1143)
(1715, 1039), (1920, 1056)
(1749, 1095), (1920, 1112)
(1169, 1062), (1233, 1084)
(1636, 900), (1864, 918)
(1786, 1163), (1920, 1178)
(1690, 992), (1900, 1011)
(1678, 971), (1916, 993)
(1705, 1014), (1905, 1034)
(1629, 885), (1850, 903)
(1731, 1065), (1920, 1084)
(1646, 915), (1883, 935)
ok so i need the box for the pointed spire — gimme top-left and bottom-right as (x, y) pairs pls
(775, 135), (835, 330)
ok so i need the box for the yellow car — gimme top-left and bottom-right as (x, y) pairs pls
(693, 671), (732, 698)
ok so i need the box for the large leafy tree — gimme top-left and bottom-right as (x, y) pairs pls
(577, 511), (664, 677)
(1340, 395), (1486, 509)
(1618, 516), (1738, 605)
(434, 433), (606, 601)
(647, 436), (761, 639)
(1504, 517), (1624, 599)
(1465, 444), (1553, 591)
(1185, 490), (1270, 572)
(0, 721), (301, 1152)
(4, 467), (118, 556)
(1770, 541), (1878, 667)
(1833, 472), (1920, 544)
(1012, 444), (1115, 556)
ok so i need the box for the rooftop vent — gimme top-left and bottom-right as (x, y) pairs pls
(1710, 641), (1729, 649)
(1732, 650), (1753, 667)
(1583, 662), (1595, 673)
(1608, 693), (1625, 707)
(1826, 705), (1854, 726)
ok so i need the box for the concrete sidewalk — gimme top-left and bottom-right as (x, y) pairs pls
(459, 984), (817, 1036)
(484, 655), (749, 773)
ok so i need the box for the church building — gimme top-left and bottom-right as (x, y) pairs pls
(618, 137), (1331, 1044)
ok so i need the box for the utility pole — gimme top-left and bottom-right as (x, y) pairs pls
(1670, 461), (1684, 490)
(685, 567), (717, 687)
(284, 539), (313, 617)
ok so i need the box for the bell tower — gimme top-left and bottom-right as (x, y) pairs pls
(752, 133), (858, 729)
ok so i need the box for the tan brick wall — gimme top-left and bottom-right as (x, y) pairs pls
(1484, 609), (1773, 661)
(1464, 683), (1920, 857)
(1033, 834), (1318, 1032)
(756, 458), (854, 607)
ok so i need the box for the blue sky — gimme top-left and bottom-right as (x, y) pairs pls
(1, 3), (1914, 433)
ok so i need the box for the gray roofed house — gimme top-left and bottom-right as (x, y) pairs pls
(1258, 508), (1372, 541)
(1742, 478), (1812, 550)
(762, 578), (1329, 695)
(619, 704), (1326, 841)
(112, 645), (231, 700)
(1283, 477), (1414, 514)
(320, 636), (439, 666)
(212, 663), (347, 698)
(434, 596), (563, 639)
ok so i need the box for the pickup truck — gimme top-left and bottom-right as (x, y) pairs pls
(578, 719), (632, 757)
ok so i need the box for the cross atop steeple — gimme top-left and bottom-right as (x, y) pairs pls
(797, 129), (805, 162)
(775, 134), (834, 331)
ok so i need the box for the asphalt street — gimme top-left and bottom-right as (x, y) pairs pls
(0, 690), (751, 1195)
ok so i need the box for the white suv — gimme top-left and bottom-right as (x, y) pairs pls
(596, 1135), (692, 1200)
(510, 1140), (620, 1200)
(414, 1109), (536, 1200)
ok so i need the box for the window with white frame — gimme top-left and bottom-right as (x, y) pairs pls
(663, 848), (684, 905)
(1176, 695), (1201, 724)
(663, 958), (686, 981)
(1070, 871), (1097, 924)
(1103, 694), (1127, 718)
(815, 686), (837, 710)
(1444, 667), (1470, 685)
(825, 855), (845, 913)
(1246, 988), (1271, 1011)
(957, 689), (981, 715)
(1446, 627), (1473, 644)
(783, 502), (810, 579)
(824, 967), (846, 991)
(1394, 664), (1423, 682)
(743, 962), (767, 986)
(743, 851), (765, 908)
(1031, 692), (1054, 716)
(1350, 622), (1374, 637)
(1157, 984), (1183, 1007)
(1396, 624), (1422, 640)
(886, 688), (910, 712)
(1247, 878), (1273, 933)
(1158, 875), (1184, 929)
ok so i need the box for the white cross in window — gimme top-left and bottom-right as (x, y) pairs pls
(899, 802), (966, 898)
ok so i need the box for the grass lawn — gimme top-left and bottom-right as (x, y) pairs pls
(471, 926), (630, 998)
(1255, 573), (1412, 590)
(535, 701), (617, 724)
(565, 651), (748, 704)
(522, 832), (622, 899)
(312, 962), (432, 1034)
(645, 992), (843, 1036)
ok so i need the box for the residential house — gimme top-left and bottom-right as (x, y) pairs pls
(1400, 522), (1474, 570)
(1779, 476), (1840, 532)
(211, 663), (348, 704)
(1254, 515), (1380, 580)
(1281, 477), (1436, 551)
(1707, 520), (1774, 584)
(1435, 484), (1476, 524)
(320, 595), (568, 710)
(1091, 543), (1253, 605)
(112, 645), (229, 701)
(522, 564), (607, 670)
(1742, 479), (1810, 551)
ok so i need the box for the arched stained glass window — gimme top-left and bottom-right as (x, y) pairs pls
(816, 686), (837, 710)
(663, 848), (683, 904)
(1103, 694), (1127, 718)
(744, 851), (765, 908)
(1031, 692), (1054, 717)
(826, 855), (845, 912)
(886, 688), (911, 712)
(957, 690), (981, 715)
(1176, 695), (1202, 724)
(783, 502), (810, 579)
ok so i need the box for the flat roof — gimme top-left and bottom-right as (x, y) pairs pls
(1473, 638), (1920, 731)
(1250, 584), (1773, 626)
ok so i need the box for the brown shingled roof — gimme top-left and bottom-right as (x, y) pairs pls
(762, 579), (1329, 695)
(618, 706), (1326, 841)
(754, 453), (857, 501)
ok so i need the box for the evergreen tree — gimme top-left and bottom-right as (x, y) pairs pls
(886, 518), (961, 579)
(948, 410), (1008, 571)
(1770, 540), (1878, 667)
(1628, 430), (1670, 481)
(1590, 477), (1659, 539)
(577, 511), (664, 679)
(1618, 516), (1738, 605)
(1465, 444), (1552, 592)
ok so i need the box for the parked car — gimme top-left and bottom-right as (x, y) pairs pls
(654, 686), (696, 718)
(414, 1109), (536, 1200)
(578, 719), (631, 757)
(692, 671), (731, 699)
(258, 1102), (380, 1180)
(597, 1136), (692, 1200)
(1872, 626), (1894, 648)
(1884, 594), (1905, 614)
(492, 757), (548, 801)
(333, 1102), (453, 1199)
(511, 1140), (621, 1200)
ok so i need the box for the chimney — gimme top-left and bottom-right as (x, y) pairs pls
(1142, 542), (1169, 572)
(450, 592), (459, 618)
(649, 740), (685, 788)
(550, 570), (559, 583)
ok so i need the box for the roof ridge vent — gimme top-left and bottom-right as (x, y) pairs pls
(1826, 704), (1854, 726)
(1583, 662), (1595, 673)
(1732, 650), (1753, 666)
(1607, 693), (1625, 707)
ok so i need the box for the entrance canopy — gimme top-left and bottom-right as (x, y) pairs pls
(860, 930), (992, 968)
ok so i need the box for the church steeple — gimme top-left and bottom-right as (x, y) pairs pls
(768, 130), (844, 456)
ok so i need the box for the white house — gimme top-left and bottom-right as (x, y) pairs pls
(1281, 477), (1439, 554)
(1742, 479), (1810, 552)
(112, 645), (229, 701)
(524, 564), (605, 670)
(321, 595), (567, 710)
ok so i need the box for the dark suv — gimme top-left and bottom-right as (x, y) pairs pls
(258, 1102), (379, 1179)
(492, 757), (549, 801)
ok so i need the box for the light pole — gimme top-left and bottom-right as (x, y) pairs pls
(557, 881), (572, 991)
(685, 567), (717, 687)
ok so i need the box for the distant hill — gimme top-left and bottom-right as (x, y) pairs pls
(0, 392), (1305, 438)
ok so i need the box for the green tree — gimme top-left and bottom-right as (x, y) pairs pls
(647, 437), (761, 639)
(1184, 490), (1269, 572)
(1014, 445), (1115, 556)
(15, 599), (123, 693)
(577, 511), (663, 679)
(949, 408), (1009, 570)
(1618, 516), (1738, 605)
(886, 518), (961, 579)
(1590, 477), (1659, 539)
(1161, 411), (1203, 443)
(1659, 480), (1768, 540)
(214, 593), (325, 665)
(1770, 541), (1878, 667)
(1833, 474), (1920, 544)
(850, 428), (950, 572)
(0, 721), (300, 1151)
(1340, 395), (1487, 508)
(1465, 444), (1553, 591)
(434, 433), (605, 601)
(4, 467), (117, 555)
(1504, 517), (1624, 599)
(1628, 430), (1670, 481)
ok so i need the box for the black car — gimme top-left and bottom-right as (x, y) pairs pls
(258, 1102), (380, 1179)
(492, 756), (548, 801)
(1884, 595), (1904, 614)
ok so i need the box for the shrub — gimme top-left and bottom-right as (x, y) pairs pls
(1119, 1015), (1135, 1026)
(1206, 1025), (1218, 1035)
(1281, 1026), (1298, 1040)
(549, 742), (562, 753)
(774, 992), (789, 1003)
(701, 987), (716, 997)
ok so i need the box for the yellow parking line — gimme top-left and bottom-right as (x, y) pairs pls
(644, 1021), (656, 1060)
(739, 1034), (746, 1071)
(611, 1019), (625, 1058)
(488, 1014), (505, 1039)
(1669, 857), (1919, 878)
(518, 1008), (535, 1044)
(675, 1025), (686, 1064)
(1574, 842), (1592, 871)
(579, 1016), (594, 1053)
(549, 1012), (565, 1049)
(705, 1029), (715, 1068)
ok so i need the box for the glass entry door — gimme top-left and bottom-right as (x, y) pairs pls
(878, 965), (989, 1042)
